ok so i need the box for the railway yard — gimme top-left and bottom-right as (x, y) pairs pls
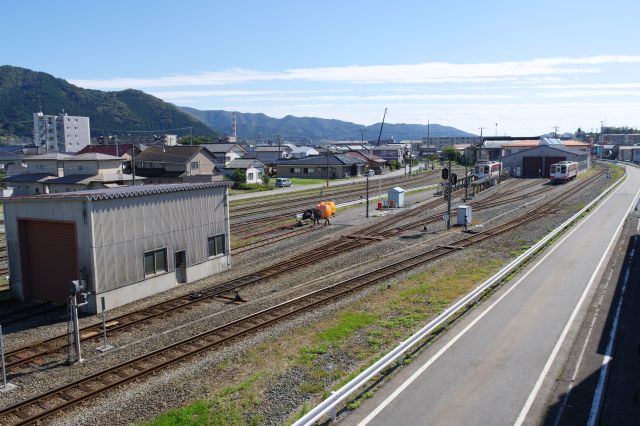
(0, 165), (624, 425)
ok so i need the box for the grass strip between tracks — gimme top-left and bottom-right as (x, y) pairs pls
(139, 170), (616, 425)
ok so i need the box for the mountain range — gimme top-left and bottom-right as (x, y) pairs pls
(0, 65), (474, 142)
(180, 107), (475, 142)
(0, 66), (217, 138)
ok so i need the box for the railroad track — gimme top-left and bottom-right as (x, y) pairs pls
(0, 303), (63, 327)
(1, 173), (602, 373)
(0, 185), (466, 371)
(0, 181), (578, 426)
(229, 172), (439, 222)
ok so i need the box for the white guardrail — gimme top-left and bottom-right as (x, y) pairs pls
(293, 168), (628, 426)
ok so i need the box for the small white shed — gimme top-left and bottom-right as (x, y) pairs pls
(388, 187), (405, 208)
(457, 205), (472, 225)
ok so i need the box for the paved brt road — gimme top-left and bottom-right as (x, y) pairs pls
(342, 166), (640, 426)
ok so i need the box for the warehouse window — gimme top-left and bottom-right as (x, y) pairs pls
(248, 172), (254, 180)
(144, 248), (167, 276)
(207, 234), (226, 257)
(191, 161), (199, 170)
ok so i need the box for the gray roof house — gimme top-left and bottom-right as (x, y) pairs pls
(222, 158), (265, 184)
(201, 143), (247, 167)
(135, 145), (221, 184)
(275, 154), (366, 179)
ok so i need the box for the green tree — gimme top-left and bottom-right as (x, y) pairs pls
(442, 145), (460, 162)
(231, 169), (246, 184)
(180, 136), (213, 145)
(261, 174), (271, 185)
(390, 160), (399, 170)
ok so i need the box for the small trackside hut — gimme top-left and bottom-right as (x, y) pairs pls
(3, 183), (231, 313)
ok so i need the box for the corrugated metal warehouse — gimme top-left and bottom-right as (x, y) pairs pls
(500, 143), (591, 177)
(3, 182), (230, 313)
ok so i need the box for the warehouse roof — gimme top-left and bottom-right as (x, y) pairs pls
(5, 182), (229, 202)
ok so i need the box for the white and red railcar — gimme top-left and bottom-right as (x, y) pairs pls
(549, 161), (578, 183)
(473, 160), (502, 180)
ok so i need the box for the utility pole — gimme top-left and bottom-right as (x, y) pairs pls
(447, 154), (452, 230)
(131, 144), (136, 186)
(325, 152), (329, 188)
(464, 160), (469, 200)
(553, 125), (559, 139)
(427, 119), (431, 170)
(495, 122), (498, 137)
(365, 173), (369, 218)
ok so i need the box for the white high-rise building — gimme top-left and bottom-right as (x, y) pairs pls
(33, 112), (91, 153)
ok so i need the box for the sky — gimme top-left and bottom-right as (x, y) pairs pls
(2, 0), (640, 136)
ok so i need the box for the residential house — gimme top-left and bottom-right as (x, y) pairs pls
(76, 144), (139, 161)
(134, 145), (220, 184)
(5, 153), (142, 195)
(371, 144), (405, 164)
(253, 145), (292, 164)
(0, 151), (23, 174)
(289, 145), (320, 158)
(201, 143), (247, 168)
(343, 151), (387, 174)
(47, 153), (143, 193)
(222, 158), (266, 184)
(276, 154), (366, 179)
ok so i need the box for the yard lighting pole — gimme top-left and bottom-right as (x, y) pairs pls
(464, 160), (469, 200)
(447, 153), (452, 230)
(325, 152), (329, 187)
(366, 174), (370, 218)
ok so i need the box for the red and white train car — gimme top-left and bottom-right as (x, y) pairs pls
(473, 160), (501, 180)
(550, 161), (578, 183)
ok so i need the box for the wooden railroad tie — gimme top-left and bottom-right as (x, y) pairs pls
(437, 245), (464, 250)
(343, 234), (385, 241)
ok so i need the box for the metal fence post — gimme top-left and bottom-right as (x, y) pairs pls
(330, 391), (337, 422)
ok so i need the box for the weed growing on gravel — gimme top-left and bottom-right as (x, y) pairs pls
(140, 399), (211, 426)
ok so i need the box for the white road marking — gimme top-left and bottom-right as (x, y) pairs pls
(587, 240), (636, 425)
(358, 179), (630, 426)
(515, 184), (640, 426)
(551, 244), (623, 426)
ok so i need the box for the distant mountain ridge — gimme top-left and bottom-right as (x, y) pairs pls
(180, 107), (475, 142)
(0, 66), (217, 138)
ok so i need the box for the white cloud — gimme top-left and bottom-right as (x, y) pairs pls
(155, 91), (517, 102)
(70, 55), (640, 90)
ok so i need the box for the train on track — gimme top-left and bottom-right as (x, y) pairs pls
(549, 161), (578, 183)
(473, 160), (502, 180)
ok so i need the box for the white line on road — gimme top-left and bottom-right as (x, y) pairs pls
(515, 185), (640, 426)
(358, 178), (630, 426)
(587, 239), (636, 425)
(551, 243), (623, 426)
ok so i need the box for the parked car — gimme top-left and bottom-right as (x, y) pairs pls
(276, 177), (292, 187)
(366, 170), (375, 177)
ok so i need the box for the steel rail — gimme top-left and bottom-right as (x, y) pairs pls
(0, 196), (558, 426)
